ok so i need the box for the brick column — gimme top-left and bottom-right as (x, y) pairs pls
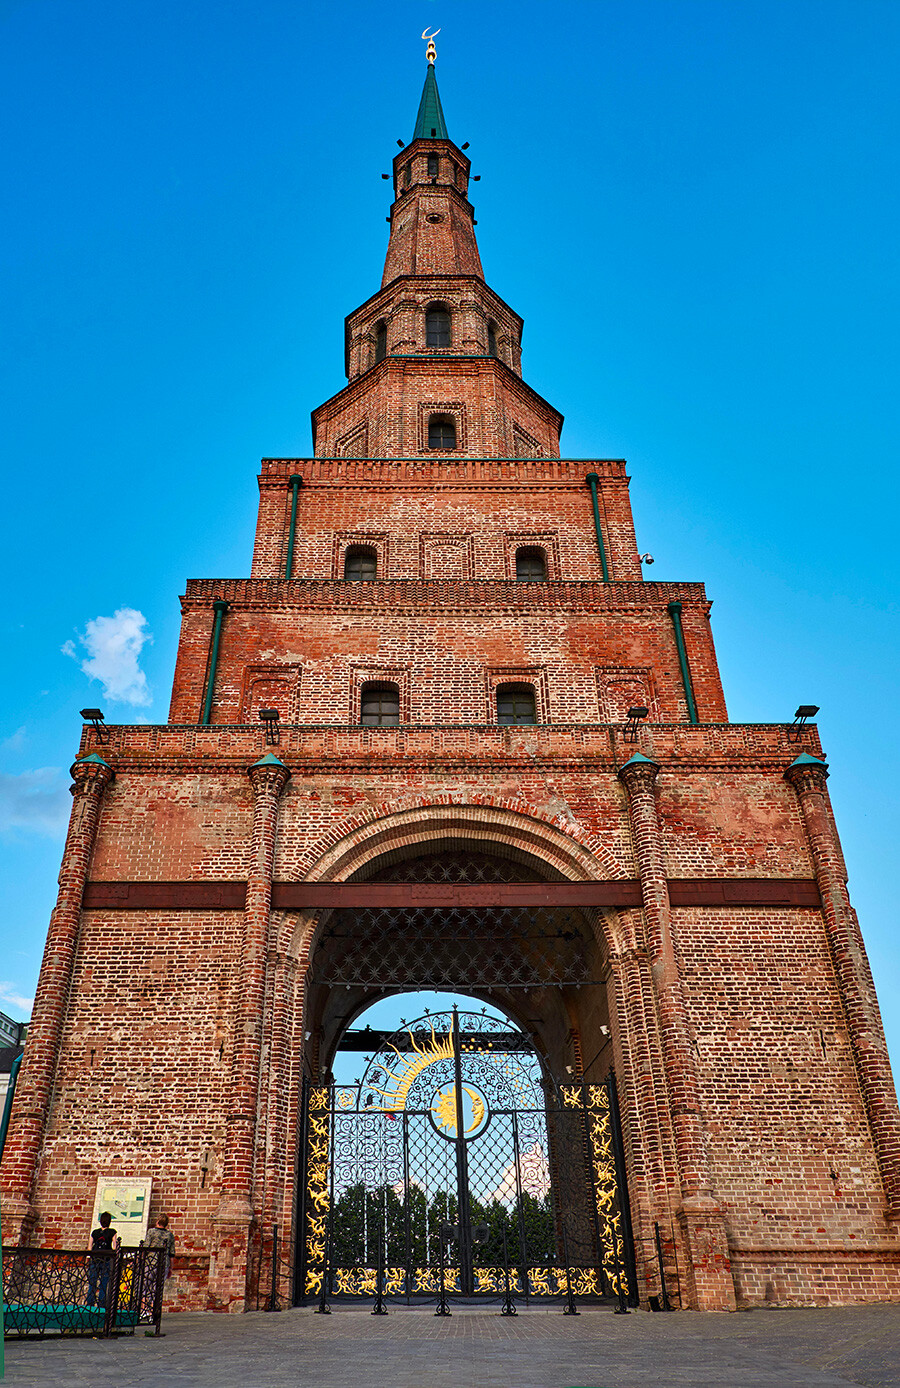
(618, 753), (736, 1310)
(0, 753), (113, 1239)
(209, 752), (290, 1310)
(785, 754), (900, 1222)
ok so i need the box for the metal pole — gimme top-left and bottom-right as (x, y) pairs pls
(500, 1226), (517, 1316)
(435, 1230), (451, 1316)
(372, 1226), (388, 1315)
(561, 1224), (579, 1316)
(451, 1008), (473, 1294)
(512, 1109), (530, 1306)
(402, 1111), (413, 1303)
(654, 1221), (673, 1311)
(585, 473), (611, 581)
(265, 1224), (281, 1312)
(200, 600), (228, 726)
(283, 475), (303, 579)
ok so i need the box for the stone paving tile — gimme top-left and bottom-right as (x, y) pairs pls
(2, 1304), (899, 1388)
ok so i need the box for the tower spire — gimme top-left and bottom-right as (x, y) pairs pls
(413, 61), (449, 141)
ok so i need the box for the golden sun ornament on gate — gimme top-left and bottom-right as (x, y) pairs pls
(429, 1081), (491, 1141)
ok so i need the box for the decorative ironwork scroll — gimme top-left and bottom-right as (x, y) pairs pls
(561, 1082), (630, 1298)
(300, 1083), (332, 1302)
(297, 1009), (634, 1305)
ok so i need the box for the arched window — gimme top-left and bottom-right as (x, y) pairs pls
(515, 547), (547, 582)
(496, 684), (537, 726)
(426, 305), (451, 348)
(427, 154), (439, 178)
(427, 414), (456, 450)
(374, 321), (387, 363)
(360, 682), (400, 726)
(344, 546), (377, 581)
(487, 323), (499, 358)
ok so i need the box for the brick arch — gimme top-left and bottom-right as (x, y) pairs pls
(298, 795), (624, 884)
(281, 796), (628, 961)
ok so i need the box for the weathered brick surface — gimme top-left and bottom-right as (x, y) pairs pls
(4, 79), (899, 1318)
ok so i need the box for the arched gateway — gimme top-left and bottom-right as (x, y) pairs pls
(4, 52), (899, 1317)
(296, 838), (637, 1306)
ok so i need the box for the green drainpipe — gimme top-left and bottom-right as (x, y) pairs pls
(201, 600), (229, 727)
(284, 475), (303, 579)
(667, 601), (699, 725)
(0, 1050), (22, 1163)
(585, 473), (610, 581)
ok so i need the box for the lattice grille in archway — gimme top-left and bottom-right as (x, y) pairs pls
(308, 851), (601, 988)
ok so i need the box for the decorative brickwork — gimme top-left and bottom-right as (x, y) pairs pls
(3, 60), (898, 1318)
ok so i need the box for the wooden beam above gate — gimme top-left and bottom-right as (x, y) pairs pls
(83, 878), (821, 909)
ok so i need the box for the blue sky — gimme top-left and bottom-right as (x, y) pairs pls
(1, 1), (898, 1079)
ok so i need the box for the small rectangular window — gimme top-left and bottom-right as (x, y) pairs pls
(515, 547), (547, 581)
(344, 546), (378, 580)
(361, 683), (400, 726)
(496, 684), (537, 725)
(427, 154), (439, 177)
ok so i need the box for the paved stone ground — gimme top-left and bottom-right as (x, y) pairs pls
(3, 1303), (900, 1388)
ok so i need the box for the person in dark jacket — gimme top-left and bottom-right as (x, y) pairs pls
(86, 1211), (119, 1307)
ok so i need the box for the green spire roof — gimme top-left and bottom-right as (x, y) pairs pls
(413, 65), (449, 141)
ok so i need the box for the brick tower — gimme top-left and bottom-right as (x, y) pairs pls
(3, 54), (899, 1315)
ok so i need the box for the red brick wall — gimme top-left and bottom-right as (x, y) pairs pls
(8, 718), (898, 1309)
(311, 358), (562, 458)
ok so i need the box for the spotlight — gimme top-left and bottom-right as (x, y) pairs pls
(259, 708), (281, 745)
(790, 704), (820, 742)
(625, 706), (649, 743)
(80, 708), (109, 745)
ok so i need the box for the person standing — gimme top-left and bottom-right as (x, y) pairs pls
(145, 1214), (176, 1279)
(86, 1211), (119, 1308)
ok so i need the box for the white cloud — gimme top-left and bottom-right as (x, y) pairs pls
(63, 607), (152, 707)
(1, 726), (27, 754)
(0, 766), (70, 837)
(0, 982), (34, 1017)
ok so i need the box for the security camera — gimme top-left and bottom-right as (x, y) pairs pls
(639, 553), (654, 565)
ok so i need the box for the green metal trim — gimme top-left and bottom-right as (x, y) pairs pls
(667, 602), (699, 725)
(585, 474), (610, 582)
(787, 752), (827, 768)
(201, 601), (229, 727)
(284, 475), (303, 579)
(618, 753), (660, 773)
(413, 65), (449, 141)
(0, 1049), (23, 1162)
(250, 752), (286, 769)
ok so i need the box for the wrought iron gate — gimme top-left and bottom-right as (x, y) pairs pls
(297, 1009), (635, 1305)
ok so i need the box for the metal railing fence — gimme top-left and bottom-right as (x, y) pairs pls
(2, 1245), (165, 1338)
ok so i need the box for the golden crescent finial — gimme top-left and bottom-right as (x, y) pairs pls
(422, 27), (440, 65)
